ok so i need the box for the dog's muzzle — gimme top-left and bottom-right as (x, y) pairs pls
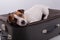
(14, 14), (28, 26)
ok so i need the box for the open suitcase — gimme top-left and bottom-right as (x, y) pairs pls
(0, 9), (60, 40)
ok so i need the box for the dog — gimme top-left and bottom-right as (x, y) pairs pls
(7, 5), (49, 26)
(7, 9), (28, 26)
(24, 5), (49, 23)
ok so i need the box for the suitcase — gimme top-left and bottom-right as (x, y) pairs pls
(0, 9), (60, 40)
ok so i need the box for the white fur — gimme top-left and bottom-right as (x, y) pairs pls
(24, 5), (49, 23)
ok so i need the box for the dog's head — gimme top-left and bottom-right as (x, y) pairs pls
(8, 9), (28, 26)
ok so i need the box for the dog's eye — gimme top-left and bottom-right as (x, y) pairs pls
(14, 18), (17, 23)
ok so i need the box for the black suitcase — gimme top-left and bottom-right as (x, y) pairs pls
(0, 9), (60, 40)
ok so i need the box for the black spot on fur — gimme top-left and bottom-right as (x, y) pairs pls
(41, 14), (46, 20)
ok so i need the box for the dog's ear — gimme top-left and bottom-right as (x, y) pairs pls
(17, 9), (24, 14)
(8, 13), (14, 22)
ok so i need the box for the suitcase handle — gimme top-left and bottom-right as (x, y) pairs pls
(42, 24), (60, 34)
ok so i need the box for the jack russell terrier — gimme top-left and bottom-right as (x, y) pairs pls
(7, 5), (49, 26)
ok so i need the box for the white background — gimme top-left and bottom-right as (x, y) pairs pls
(0, 0), (60, 15)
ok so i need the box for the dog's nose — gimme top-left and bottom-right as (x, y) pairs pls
(21, 20), (25, 24)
